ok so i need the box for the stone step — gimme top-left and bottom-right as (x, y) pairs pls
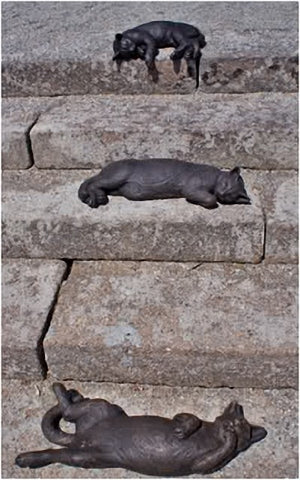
(2, 259), (67, 379)
(3, 379), (298, 478)
(3, 169), (298, 264)
(2, 168), (264, 263)
(44, 261), (297, 388)
(2, 93), (298, 170)
(2, 2), (298, 96)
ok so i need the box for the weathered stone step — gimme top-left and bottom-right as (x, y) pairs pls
(3, 379), (297, 478)
(2, 259), (67, 379)
(44, 261), (297, 388)
(2, 93), (297, 170)
(3, 169), (297, 263)
(2, 2), (298, 96)
(2, 168), (264, 263)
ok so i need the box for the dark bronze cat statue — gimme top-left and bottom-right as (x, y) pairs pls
(16, 383), (267, 476)
(112, 21), (206, 88)
(78, 159), (251, 209)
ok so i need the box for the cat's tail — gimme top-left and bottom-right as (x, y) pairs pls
(41, 385), (83, 446)
(41, 404), (74, 446)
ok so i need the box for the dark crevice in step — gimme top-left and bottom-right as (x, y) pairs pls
(189, 263), (204, 271)
(49, 377), (298, 390)
(261, 211), (267, 262)
(25, 115), (40, 167)
(37, 259), (74, 379)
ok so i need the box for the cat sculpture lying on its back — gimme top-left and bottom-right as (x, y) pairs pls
(16, 383), (267, 476)
(113, 21), (206, 88)
(78, 159), (251, 210)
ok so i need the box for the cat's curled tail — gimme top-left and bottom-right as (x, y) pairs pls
(41, 386), (83, 446)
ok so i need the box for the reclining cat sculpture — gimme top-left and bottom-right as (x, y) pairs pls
(16, 383), (267, 476)
(112, 21), (206, 88)
(78, 159), (251, 209)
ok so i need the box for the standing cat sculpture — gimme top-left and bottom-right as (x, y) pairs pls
(112, 21), (206, 88)
(16, 383), (267, 476)
(78, 159), (251, 209)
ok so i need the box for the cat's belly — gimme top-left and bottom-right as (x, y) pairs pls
(110, 181), (183, 200)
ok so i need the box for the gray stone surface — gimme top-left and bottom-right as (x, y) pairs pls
(2, 2), (298, 96)
(44, 261), (297, 388)
(2, 259), (66, 379)
(2, 379), (298, 478)
(2, 97), (66, 169)
(2, 168), (264, 263)
(244, 170), (298, 263)
(30, 93), (298, 170)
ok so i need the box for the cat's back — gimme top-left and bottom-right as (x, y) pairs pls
(136, 21), (200, 37)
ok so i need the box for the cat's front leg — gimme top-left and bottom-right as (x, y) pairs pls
(192, 420), (237, 474)
(78, 175), (109, 208)
(141, 36), (160, 82)
(185, 190), (218, 209)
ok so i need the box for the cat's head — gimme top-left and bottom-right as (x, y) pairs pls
(215, 167), (251, 205)
(216, 401), (267, 453)
(113, 33), (137, 61)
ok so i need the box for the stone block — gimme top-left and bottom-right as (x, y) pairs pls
(2, 168), (264, 263)
(2, 97), (66, 169)
(2, 259), (66, 379)
(44, 261), (298, 388)
(245, 170), (298, 263)
(30, 93), (298, 170)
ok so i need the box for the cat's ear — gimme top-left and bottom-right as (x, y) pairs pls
(224, 401), (244, 417)
(230, 167), (240, 177)
(115, 33), (123, 41)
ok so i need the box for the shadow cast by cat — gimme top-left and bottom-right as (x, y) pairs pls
(16, 383), (267, 476)
(112, 21), (206, 88)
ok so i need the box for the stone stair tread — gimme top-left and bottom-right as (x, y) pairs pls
(2, 168), (264, 263)
(2, 259), (67, 379)
(2, 93), (297, 170)
(2, 2), (298, 96)
(2, 379), (298, 478)
(44, 261), (297, 388)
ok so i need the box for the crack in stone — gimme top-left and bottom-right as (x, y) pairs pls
(261, 211), (267, 262)
(25, 115), (40, 167)
(36, 259), (73, 378)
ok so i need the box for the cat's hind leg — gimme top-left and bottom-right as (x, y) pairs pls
(16, 448), (69, 469)
(16, 448), (112, 470)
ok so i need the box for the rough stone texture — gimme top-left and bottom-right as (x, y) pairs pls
(2, 97), (66, 169)
(2, 2), (298, 96)
(2, 259), (66, 379)
(2, 379), (298, 478)
(44, 261), (297, 388)
(2, 168), (264, 263)
(30, 93), (298, 170)
(244, 170), (298, 263)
